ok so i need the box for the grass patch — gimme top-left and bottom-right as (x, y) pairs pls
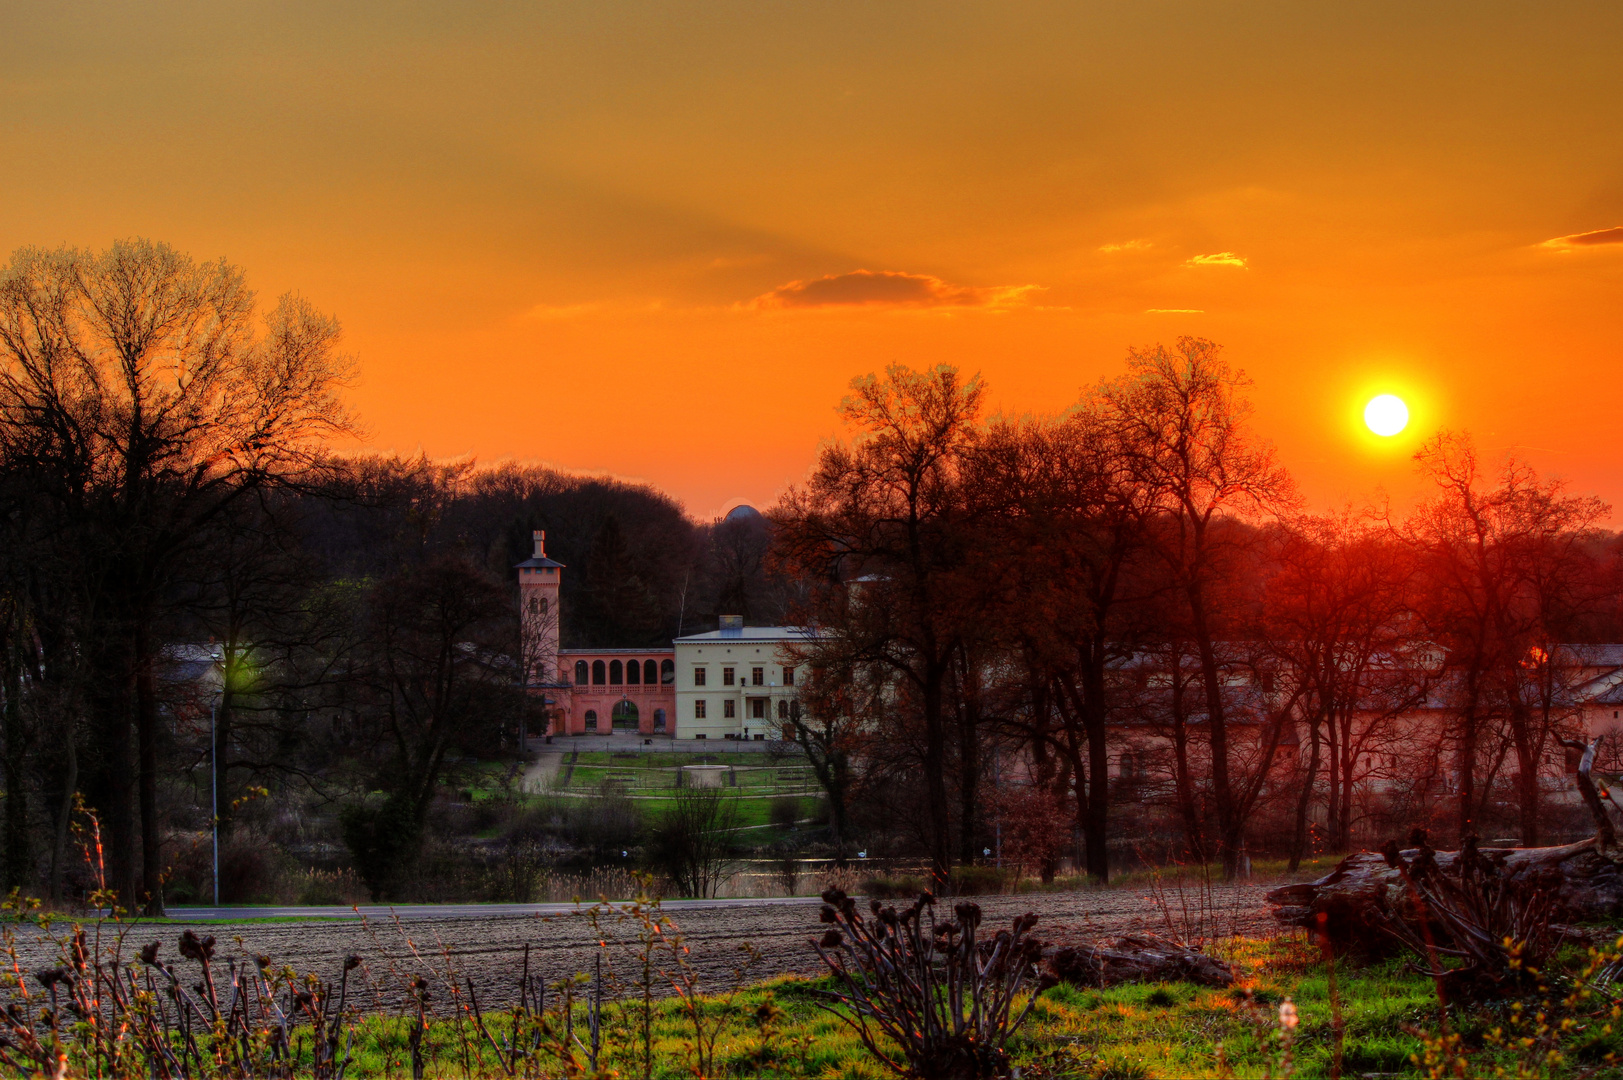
(309, 937), (1446, 1078)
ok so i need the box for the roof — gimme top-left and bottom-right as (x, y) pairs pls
(515, 556), (566, 569)
(674, 626), (817, 645)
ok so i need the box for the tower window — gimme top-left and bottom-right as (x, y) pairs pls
(528, 596), (539, 614)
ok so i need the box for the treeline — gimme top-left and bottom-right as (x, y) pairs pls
(773, 343), (1623, 883)
(0, 240), (784, 912)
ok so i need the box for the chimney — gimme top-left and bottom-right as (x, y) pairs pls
(533, 530), (546, 559)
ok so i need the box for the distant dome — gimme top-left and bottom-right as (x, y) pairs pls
(724, 503), (763, 523)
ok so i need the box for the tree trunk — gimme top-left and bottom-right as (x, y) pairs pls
(1187, 586), (1237, 877)
(922, 672), (952, 886)
(1288, 714), (1322, 872)
(135, 630), (165, 916)
(47, 731), (77, 903)
(1, 640), (30, 891)
(1168, 665), (1204, 863)
(1082, 657), (1111, 882)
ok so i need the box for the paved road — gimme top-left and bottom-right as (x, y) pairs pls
(164, 895), (823, 921)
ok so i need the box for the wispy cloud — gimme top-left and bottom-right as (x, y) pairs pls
(751, 270), (1038, 309)
(1539, 226), (1623, 251)
(1099, 239), (1151, 253)
(1145, 308), (1205, 314)
(1185, 252), (1248, 268)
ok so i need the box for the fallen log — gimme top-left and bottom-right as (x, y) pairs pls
(1267, 842), (1623, 948)
(1046, 934), (1235, 988)
(1269, 739), (1623, 949)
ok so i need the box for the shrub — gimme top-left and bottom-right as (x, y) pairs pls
(812, 888), (1051, 1079)
(769, 795), (804, 830)
(863, 874), (929, 899)
(645, 787), (740, 898)
(339, 794), (424, 900)
(952, 865), (1014, 896)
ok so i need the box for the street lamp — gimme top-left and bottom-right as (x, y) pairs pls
(209, 649), (222, 908)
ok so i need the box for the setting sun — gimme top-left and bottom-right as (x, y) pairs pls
(1364, 394), (1409, 437)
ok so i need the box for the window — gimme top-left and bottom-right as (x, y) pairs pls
(723, 667), (735, 686)
(790, 700), (800, 720)
(626, 659), (640, 684)
(644, 659), (657, 684)
(724, 700), (736, 719)
(694, 700), (707, 719)
(777, 700), (788, 720)
(575, 660), (589, 685)
(751, 698), (766, 719)
(540, 597), (548, 615)
(654, 708), (667, 732)
(584, 709), (598, 732)
(528, 596), (539, 614)
(661, 659), (675, 684)
(752, 666), (764, 686)
(592, 660), (606, 685)
(694, 667), (707, 687)
(609, 659), (623, 684)
(783, 666), (795, 686)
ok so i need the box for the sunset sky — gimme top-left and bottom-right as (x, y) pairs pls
(4, 2), (1621, 519)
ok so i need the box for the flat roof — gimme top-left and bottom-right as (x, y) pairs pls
(673, 626), (816, 645)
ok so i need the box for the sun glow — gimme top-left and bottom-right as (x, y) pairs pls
(1363, 394), (1409, 437)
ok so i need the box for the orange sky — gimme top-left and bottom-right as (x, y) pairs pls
(4, 3), (1621, 520)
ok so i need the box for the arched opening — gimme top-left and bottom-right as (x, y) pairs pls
(644, 659), (657, 684)
(611, 699), (639, 731)
(575, 660), (589, 685)
(626, 658), (640, 684)
(609, 659), (623, 684)
(660, 659), (675, 684)
(592, 660), (606, 685)
(653, 708), (667, 732)
(584, 709), (598, 733)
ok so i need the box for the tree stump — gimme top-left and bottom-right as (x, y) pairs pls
(1046, 934), (1236, 988)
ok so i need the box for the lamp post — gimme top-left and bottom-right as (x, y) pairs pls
(210, 693), (220, 907)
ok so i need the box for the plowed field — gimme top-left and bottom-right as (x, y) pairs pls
(8, 884), (1277, 1014)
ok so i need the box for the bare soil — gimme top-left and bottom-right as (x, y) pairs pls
(7, 884), (1277, 1014)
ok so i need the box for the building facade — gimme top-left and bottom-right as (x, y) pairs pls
(517, 531), (805, 738)
(671, 619), (813, 740)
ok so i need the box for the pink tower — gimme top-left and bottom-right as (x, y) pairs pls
(516, 530), (564, 687)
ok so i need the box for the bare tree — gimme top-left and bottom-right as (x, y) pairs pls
(1096, 337), (1297, 877)
(773, 364), (986, 883)
(0, 239), (353, 912)
(1407, 432), (1608, 844)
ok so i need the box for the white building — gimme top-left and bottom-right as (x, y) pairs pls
(672, 616), (814, 740)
